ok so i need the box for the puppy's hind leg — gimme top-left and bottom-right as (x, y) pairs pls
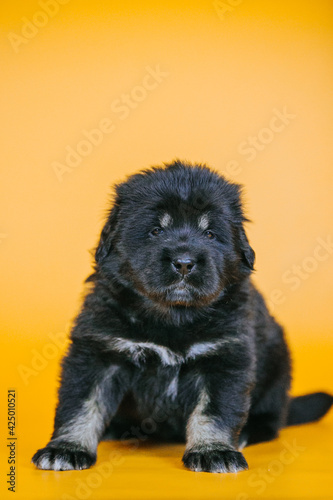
(239, 377), (290, 448)
(239, 413), (281, 448)
(32, 342), (132, 470)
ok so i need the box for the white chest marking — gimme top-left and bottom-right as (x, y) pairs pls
(109, 337), (241, 366)
(110, 338), (183, 366)
(186, 338), (242, 360)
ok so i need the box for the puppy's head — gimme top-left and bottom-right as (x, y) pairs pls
(95, 161), (254, 309)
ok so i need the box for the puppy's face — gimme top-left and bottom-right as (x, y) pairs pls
(117, 201), (237, 307)
(96, 163), (255, 309)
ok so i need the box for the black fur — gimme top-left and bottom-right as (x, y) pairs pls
(32, 160), (332, 473)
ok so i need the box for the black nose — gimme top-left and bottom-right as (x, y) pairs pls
(172, 257), (195, 276)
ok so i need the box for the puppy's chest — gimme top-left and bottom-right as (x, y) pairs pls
(108, 326), (243, 368)
(132, 364), (182, 410)
(111, 336), (185, 366)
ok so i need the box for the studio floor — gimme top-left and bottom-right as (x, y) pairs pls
(1, 339), (333, 500)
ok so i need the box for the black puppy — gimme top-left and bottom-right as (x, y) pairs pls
(32, 160), (332, 473)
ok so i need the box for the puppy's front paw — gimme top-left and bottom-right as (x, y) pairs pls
(182, 447), (248, 473)
(32, 443), (96, 471)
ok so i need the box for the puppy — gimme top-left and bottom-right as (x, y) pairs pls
(32, 160), (333, 473)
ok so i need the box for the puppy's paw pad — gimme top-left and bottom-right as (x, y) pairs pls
(182, 449), (248, 473)
(32, 444), (96, 471)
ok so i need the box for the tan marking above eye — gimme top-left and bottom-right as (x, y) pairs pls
(198, 214), (209, 230)
(159, 213), (173, 228)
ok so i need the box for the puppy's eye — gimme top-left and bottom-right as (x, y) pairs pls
(204, 230), (215, 240)
(150, 227), (164, 236)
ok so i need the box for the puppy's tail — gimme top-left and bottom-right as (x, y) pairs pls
(286, 392), (333, 426)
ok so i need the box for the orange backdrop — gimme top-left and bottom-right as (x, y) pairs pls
(1, 1), (332, 499)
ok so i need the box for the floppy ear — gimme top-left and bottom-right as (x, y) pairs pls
(237, 225), (255, 271)
(95, 204), (120, 263)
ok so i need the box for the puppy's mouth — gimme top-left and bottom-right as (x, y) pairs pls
(166, 280), (193, 304)
(130, 266), (223, 308)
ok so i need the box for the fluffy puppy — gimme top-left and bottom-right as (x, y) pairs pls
(32, 160), (332, 473)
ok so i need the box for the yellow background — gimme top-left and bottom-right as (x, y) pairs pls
(1, 0), (332, 498)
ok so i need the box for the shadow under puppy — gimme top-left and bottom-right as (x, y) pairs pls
(32, 160), (333, 473)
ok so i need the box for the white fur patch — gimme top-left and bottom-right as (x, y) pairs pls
(186, 338), (242, 360)
(38, 457), (51, 470)
(53, 457), (73, 471)
(198, 214), (209, 230)
(166, 375), (179, 400)
(159, 213), (172, 228)
(108, 337), (242, 367)
(238, 438), (247, 450)
(110, 338), (183, 366)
